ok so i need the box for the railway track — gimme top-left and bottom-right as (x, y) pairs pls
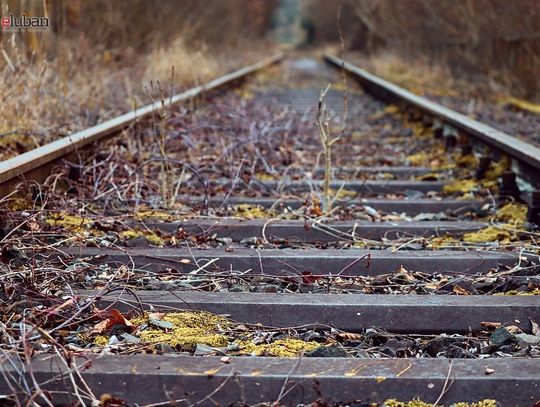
(1, 53), (539, 406)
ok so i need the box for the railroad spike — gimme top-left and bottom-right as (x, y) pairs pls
(475, 155), (492, 180)
(499, 171), (521, 201)
(527, 190), (540, 225)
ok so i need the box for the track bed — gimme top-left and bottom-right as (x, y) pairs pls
(1, 55), (539, 406)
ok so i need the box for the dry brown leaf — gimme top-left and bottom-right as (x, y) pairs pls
(28, 219), (40, 232)
(481, 321), (502, 330)
(505, 325), (522, 334)
(148, 312), (165, 321)
(337, 332), (364, 341)
(452, 285), (470, 295)
(90, 309), (133, 334)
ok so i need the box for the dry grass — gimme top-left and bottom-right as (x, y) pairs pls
(349, 51), (491, 99)
(303, 0), (540, 101)
(0, 0), (277, 159)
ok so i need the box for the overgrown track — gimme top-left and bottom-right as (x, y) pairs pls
(1, 54), (539, 406)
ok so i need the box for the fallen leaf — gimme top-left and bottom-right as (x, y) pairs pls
(28, 219), (40, 232)
(481, 321), (502, 330)
(337, 332), (363, 341)
(99, 392), (126, 407)
(452, 285), (470, 295)
(148, 312), (165, 320)
(90, 309), (133, 335)
(302, 271), (322, 284)
(505, 325), (522, 334)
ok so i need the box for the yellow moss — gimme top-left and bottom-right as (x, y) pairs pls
(384, 105), (400, 115)
(135, 210), (178, 221)
(384, 401), (496, 407)
(410, 123), (431, 138)
(234, 338), (320, 357)
(429, 236), (458, 248)
(5, 198), (33, 211)
(141, 328), (228, 348)
(480, 180), (498, 190)
(379, 172), (395, 180)
(353, 241), (367, 248)
(462, 226), (513, 243)
(46, 213), (92, 232)
(495, 203), (527, 225)
(232, 204), (268, 219)
(443, 179), (477, 194)
(329, 188), (357, 199)
(136, 311), (230, 349)
(455, 154), (478, 168)
(461, 203), (527, 244)
(120, 230), (165, 246)
(93, 335), (109, 346)
(495, 288), (540, 296)
(484, 156), (510, 181)
(255, 173), (277, 182)
(234, 86), (254, 100)
(406, 152), (428, 166)
(454, 401), (497, 407)
(383, 400), (434, 407)
(417, 172), (441, 181)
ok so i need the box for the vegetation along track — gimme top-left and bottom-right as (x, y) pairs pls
(1, 53), (540, 406)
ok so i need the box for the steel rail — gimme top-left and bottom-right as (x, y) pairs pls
(324, 53), (540, 188)
(0, 53), (283, 196)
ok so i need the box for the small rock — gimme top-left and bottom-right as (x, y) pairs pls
(485, 367), (495, 375)
(306, 344), (348, 358)
(125, 236), (149, 247)
(229, 283), (250, 292)
(516, 333), (540, 344)
(194, 343), (224, 356)
(261, 284), (279, 293)
(216, 237), (233, 246)
(380, 338), (414, 357)
(155, 343), (177, 354)
(299, 331), (324, 342)
(354, 349), (371, 358)
(149, 318), (174, 329)
(121, 333), (141, 344)
(489, 327), (516, 347)
(240, 237), (258, 245)
(108, 335), (120, 346)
